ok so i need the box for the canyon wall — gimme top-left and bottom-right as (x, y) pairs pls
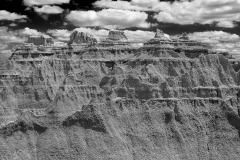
(0, 30), (240, 160)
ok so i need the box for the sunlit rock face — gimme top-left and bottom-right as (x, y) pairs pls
(68, 30), (98, 45)
(0, 30), (240, 160)
(106, 30), (128, 42)
(154, 28), (171, 41)
(143, 29), (212, 59)
(26, 35), (54, 46)
(100, 30), (130, 46)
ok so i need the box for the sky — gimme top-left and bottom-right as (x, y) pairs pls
(1, 0), (240, 66)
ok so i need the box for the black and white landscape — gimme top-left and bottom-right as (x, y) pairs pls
(1, 0), (240, 160)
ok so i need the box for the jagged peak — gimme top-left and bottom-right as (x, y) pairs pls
(153, 29), (171, 41)
(155, 29), (164, 38)
(179, 32), (189, 40)
(68, 30), (97, 45)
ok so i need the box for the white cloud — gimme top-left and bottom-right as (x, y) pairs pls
(0, 44), (8, 50)
(189, 31), (240, 43)
(95, 0), (240, 28)
(216, 21), (236, 28)
(0, 31), (24, 43)
(53, 41), (67, 46)
(9, 23), (17, 27)
(152, 0), (235, 25)
(131, 43), (144, 48)
(0, 36), (23, 44)
(0, 27), (51, 46)
(0, 10), (27, 21)
(17, 19), (27, 23)
(125, 30), (155, 43)
(0, 27), (22, 65)
(47, 29), (71, 41)
(20, 27), (47, 37)
(189, 31), (240, 58)
(131, 0), (159, 7)
(34, 5), (64, 14)
(23, 0), (70, 6)
(0, 50), (11, 56)
(94, 0), (150, 11)
(65, 9), (150, 29)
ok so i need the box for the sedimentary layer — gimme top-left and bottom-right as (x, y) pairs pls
(0, 30), (240, 160)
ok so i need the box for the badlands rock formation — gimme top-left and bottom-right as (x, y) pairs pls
(101, 30), (130, 46)
(26, 35), (54, 46)
(0, 29), (240, 160)
(68, 30), (98, 45)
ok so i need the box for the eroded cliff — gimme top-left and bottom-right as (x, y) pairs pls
(0, 30), (240, 160)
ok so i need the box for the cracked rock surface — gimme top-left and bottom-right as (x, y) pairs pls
(0, 30), (240, 160)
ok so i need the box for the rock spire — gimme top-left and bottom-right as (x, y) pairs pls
(179, 32), (189, 40)
(68, 30), (97, 45)
(153, 29), (171, 41)
(100, 30), (130, 46)
(106, 30), (129, 42)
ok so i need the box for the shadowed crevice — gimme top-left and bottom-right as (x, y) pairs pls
(62, 106), (107, 133)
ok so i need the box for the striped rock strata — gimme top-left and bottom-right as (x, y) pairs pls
(0, 29), (240, 160)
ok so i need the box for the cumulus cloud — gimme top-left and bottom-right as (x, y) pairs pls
(20, 27), (48, 37)
(153, 1), (240, 26)
(0, 10), (27, 21)
(34, 5), (64, 14)
(131, 0), (159, 7)
(0, 44), (8, 50)
(94, 0), (159, 11)
(153, 0), (240, 27)
(0, 27), (50, 47)
(23, 0), (70, 6)
(0, 27), (24, 43)
(131, 43), (144, 48)
(0, 27), (20, 66)
(189, 31), (240, 58)
(95, 0), (240, 28)
(189, 31), (240, 43)
(47, 29), (71, 41)
(9, 23), (17, 27)
(94, 0), (150, 11)
(125, 30), (155, 43)
(65, 9), (150, 29)
(216, 21), (236, 28)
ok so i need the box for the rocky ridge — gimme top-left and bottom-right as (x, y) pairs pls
(26, 35), (54, 46)
(68, 30), (98, 45)
(100, 30), (130, 46)
(0, 29), (240, 160)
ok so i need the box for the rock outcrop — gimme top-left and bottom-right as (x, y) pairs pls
(179, 32), (189, 40)
(68, 30), (97, 45)
(106, 30), (128, 42)
(154, 28), (171, 41)
(143, 29), (211, 59)
(0, 30), (240, 160)
(26, 35), (54, 46)
(100, 30), (130, 46)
